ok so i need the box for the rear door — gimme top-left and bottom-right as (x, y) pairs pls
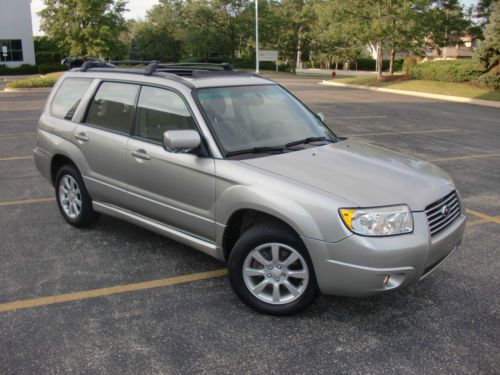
(125, 85), (216, 242)
(75, 81), (139, 207)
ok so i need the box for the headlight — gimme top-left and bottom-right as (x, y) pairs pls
(339, 205), (413, 236)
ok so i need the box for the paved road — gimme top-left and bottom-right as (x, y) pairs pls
(0, 76), (499, 374)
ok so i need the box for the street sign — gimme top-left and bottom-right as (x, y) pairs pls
(259, 50), (278, 62)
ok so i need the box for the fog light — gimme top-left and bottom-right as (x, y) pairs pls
(383, 275), (390, 285)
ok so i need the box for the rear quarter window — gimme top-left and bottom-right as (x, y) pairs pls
(51, 78), (92, 120)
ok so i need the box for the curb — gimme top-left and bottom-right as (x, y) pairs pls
(2, 87), (52, 93)
(320, 81), (500, 109)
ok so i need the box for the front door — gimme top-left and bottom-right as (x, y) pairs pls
(125, 85), (216, 242)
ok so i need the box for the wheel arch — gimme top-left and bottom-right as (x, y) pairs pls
(222, 208), (305, 261)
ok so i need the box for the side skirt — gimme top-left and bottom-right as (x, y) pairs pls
(93, 201), (225, 261)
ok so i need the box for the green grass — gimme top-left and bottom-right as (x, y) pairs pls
(329, 76), (500, 101)
(5, 72), (63, 89)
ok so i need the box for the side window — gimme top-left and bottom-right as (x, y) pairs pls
(135, 86), (196, 142)
(51, 78), (92, 120)
(86, 82), (139, 134)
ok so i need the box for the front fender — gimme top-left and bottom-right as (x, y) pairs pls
(215, 160), (353, 246)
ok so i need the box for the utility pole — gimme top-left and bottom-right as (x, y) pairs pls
(255, 0), (259, 73)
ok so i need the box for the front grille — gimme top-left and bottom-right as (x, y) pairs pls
(425, 191), (461, 236)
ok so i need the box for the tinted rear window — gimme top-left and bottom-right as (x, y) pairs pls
(51, 78), (92, 120)
(85, 82), (139, 134)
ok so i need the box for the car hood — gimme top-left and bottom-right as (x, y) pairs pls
(241, 139), (455, 211)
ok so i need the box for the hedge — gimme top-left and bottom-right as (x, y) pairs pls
(354, 58), (404, 72)
(409, 60), (484, 82)
(0, 63), (67, 76)
(475, 73), (500, 90)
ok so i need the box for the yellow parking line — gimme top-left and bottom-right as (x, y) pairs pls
(345, 128), (457, 137)
(0, 132), (36, 138)
(428, 153), (500, 163)
(0, 155), (32, 161)
(0, 197), (55, 207)
(0, 268), (228, 313)
(0, 117), (38, 123)
(465, 208), (500, 225)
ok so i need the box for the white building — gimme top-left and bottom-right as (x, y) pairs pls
(0, 0), (36, 67)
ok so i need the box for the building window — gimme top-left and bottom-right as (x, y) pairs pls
(0, 40), (24, 62)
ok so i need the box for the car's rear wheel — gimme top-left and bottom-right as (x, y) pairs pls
(55, 165), (98, 227)
(228, 223), (319, 315)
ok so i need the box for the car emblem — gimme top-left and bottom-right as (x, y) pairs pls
(441, 205), (450, 217)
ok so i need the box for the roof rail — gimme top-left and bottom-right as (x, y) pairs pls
(108, 60), (159, 66)
(145, 62), (233, 76)
(76, 67), (195, 89)
(80, 58), (116, 71)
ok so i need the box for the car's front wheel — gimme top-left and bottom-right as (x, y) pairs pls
(55, 165), (99, 227)
(228, 223), (319, 315)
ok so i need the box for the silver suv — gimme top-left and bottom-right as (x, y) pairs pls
(34, 62), (466, 315)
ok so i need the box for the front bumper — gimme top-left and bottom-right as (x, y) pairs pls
(302, 212), (466, 296)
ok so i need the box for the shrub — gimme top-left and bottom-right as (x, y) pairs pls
(0, 64), (39, 75)
(37, 64), (68, 74)
(353, 58), (403, 72)
(475, 73), (500, 90)
(0, 63), (66, 76)
(402, 56), (419, 75)
(409, 60), (484, 82)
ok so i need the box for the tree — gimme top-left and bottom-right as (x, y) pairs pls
(475, 0), (500, 73)
(39, 0), (127, 58)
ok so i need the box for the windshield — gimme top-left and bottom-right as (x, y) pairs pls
(195, 85), (336, 155)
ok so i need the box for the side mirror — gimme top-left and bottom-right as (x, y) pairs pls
(317, 112), (326, 123)
(162, 130), (201, 153)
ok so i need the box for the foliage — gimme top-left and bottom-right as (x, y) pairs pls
(402, 56), (420, 74)
(39, 0), (127, 58)
(5, 73), (63, 88)
(34, 36), (69, 64)
(475, 0), (500, 72)
(409, 60), (484, 82)
(0, 64), (39, 75)
(475, 73), (500, 89)
(354, 58), (404, 72)
(0, 63), (67, 76)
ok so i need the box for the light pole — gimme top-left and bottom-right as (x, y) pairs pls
(255, 0), (259, 73)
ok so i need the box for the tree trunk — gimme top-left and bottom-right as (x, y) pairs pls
(389, 48), (395, 75)
(377, 42), (383, 81)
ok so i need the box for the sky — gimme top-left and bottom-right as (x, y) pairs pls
(30, 0), (479, 36)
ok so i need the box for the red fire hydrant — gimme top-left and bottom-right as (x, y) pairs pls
(331, 71), (337, 78)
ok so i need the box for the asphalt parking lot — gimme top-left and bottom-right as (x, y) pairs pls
(0, 75), (499, 374)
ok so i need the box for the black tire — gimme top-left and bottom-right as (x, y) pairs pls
(228, 223), (319, 315)
(55, 164), (99, 227)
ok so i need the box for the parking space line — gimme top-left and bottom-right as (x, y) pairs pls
(345, 128), (457, 137)
(465, 208), (500, 225)
(0, 117), (39, 123)
(0, 268), (228, 313)
(0, 197), (55, 207)
(0, 156), (32, 161)
(428, 153), (500, 163)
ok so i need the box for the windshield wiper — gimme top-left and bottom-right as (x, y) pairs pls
(225, 146), (287, 157)
(285, 136), (335, 148)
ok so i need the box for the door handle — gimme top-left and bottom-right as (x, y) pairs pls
(131, 149), (151, 161)
(74, 132), (89, 142)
